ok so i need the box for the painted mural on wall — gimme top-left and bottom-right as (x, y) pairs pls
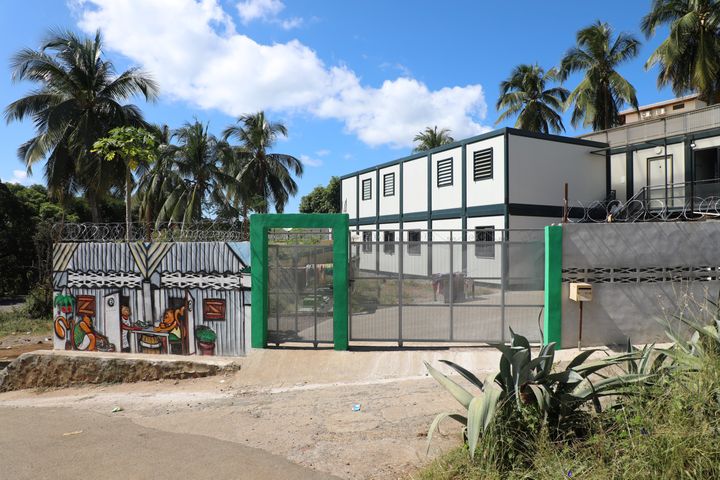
(52, 241), (250, 357)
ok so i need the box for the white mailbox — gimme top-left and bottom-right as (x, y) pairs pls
(569, 282), (592, 302)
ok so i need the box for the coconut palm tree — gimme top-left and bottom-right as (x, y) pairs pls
(559, 22), (640, 131)
(495, 64), (569, 134)
(222, 112), (303, 224)
(641, 0), (720, 104)
(412, 126), (454, 152)
(4, 29), (158, 221)
(137, 124), (178, 229)
(156, 121), (234, 226)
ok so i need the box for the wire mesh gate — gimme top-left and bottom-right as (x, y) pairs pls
(267, 232), (334, 346)
(349, 229), (545, 344)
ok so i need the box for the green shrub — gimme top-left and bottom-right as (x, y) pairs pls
(195, 325), (217, 343)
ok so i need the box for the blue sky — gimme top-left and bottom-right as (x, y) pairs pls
(0, 1), (673, 212)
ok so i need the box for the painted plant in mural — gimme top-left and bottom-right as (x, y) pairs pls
(52, 241), (250, 356)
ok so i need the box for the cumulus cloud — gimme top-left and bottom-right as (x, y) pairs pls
(74, 0), (489, 149)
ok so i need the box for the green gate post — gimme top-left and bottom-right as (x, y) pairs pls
(544, 225), (563, 347)
(250, 213), (349, 350)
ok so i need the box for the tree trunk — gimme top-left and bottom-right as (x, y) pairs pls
(125, 166), (132, 243)
(87, 192), (100, 224)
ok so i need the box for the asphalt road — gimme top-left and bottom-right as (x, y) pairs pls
(0, 407), (339, 480)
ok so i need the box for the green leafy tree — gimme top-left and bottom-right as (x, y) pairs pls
(299, 176), (341, 213)
(222, 111), (303, 229)
(4, 29), (158, 221)
(641, 0), (720, 104)
(92, 126), (157, 240)
(412, 126), (454, 152)
(496, 64), (569, 134)
(136, 124), (178, 229)
(560, 21), (640, 131)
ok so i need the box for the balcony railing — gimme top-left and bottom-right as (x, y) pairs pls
(578, 103), (720, 148)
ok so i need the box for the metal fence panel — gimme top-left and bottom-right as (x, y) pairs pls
(267, 242), (334, 345)
(349, 229), (544, 344)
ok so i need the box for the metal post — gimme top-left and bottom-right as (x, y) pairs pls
(275, 245), (280, 340)
(500, 230), (507, 343)
(313, 247), (318, 347)
(293, 255), (298, 334)
(398, 229), (403, 347)
(449, 231), (454, 342)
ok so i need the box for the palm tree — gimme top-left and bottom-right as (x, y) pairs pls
(641, 0), (720, 104)
(412, 126), (454, 152)
(222, 112), (303, 226)
(4, 29), (158, 221)
(495, 64), (569, 134)
(559, 21), (640, 131)
(137, 124), (177, 229)
(156, 121), (234, 226)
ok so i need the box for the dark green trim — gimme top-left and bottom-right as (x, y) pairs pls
(432, 207), (463, 220)
(435, 156), (454, 188)
(377, 214), (400, 223)
(399, 161), (404, 230)
(461, 143), (468, 270)
(506, 127), (607, 148)
(625, 150), (634, 200)
(605, 151), (611, 199)
(508, 203), (585, 218)
(503, 131), (510, 230)
(543, 225), (562, 347)
(402, 211), (426, 222)
(467, 204), (506, 217)
(685, 139), (694, 208)
(427, 152), (432, 275)
(382, 172), (395, 197)
(375, 168), (380, 217)
(355, 176), (360, 221)
(250, 214), (349, 351)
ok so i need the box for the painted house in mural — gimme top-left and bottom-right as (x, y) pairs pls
(52, 241), (251, 357)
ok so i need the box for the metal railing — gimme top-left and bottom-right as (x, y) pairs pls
(53, 221), (248, 243)
(579, 103), (720, 148)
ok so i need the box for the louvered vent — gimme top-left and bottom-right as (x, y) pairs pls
(437, 158), (453, 187)
(473, 148), (493, 181)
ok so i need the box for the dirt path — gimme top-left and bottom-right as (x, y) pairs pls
(0, 406), (338, 480)
(0, 372), (460, 479)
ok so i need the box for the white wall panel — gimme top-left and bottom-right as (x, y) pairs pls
(466, 135), (505, 207)
(431, 147), (462, 211)
(341, 177), (357, 219)
(508, 135), (606, 205)
(402, 157), (427, 214)
(378, 164), (400, 216)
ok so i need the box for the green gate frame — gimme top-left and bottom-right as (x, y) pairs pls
(250, 213), (350, 351)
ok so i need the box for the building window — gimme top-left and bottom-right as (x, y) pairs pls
(473, 148), (493, 181)
(362, 231), (372, 253)
(436, 158), (453, 187)
(362, 178), (372, 200)
(474, 226), (495, 258)
(383, 172), (395, 197)
(383, 231), (395, 255)
(407, 230), (421, 255)
(672, 103), (685, 111)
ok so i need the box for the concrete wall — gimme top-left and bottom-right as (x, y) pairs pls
(560, 222), (720, 347)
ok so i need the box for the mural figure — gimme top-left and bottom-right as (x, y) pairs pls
(53, 294), (76, 350)
(74, 315), (115, 352)
(120, 305), (134, 352)
(154, 304), (187, 355)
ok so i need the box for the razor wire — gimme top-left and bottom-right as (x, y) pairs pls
(568, 196), (720, 223)
(52, 221), (248, 242)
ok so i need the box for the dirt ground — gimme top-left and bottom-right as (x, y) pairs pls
(0, 355), (462, 479)
(0, 334), (53, 366)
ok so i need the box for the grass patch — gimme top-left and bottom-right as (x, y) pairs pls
(0, 307), (52, 338)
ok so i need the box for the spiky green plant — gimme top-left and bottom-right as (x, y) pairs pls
(425, 328), (649, 458)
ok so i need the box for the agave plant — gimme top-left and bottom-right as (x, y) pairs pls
(425, 328), (649, 458)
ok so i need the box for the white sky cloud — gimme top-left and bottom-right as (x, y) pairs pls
(75, 0), (489, 149)
(236, 0), (284, 23)
(315, 149), (330, 157)
(299, 154), (322, 167)
(2, 169), (31, 185)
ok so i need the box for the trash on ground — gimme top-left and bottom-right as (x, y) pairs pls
(62, 430), (83, 437)
(111, 406), (123, 413)
(352, 404), (361, 412)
